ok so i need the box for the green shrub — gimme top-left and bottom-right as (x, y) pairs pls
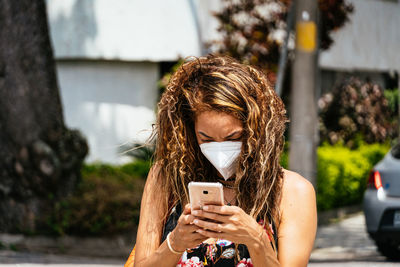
(81, 160), (151, 179)
(46, 160), (150, 236)
(119, 160), (151, 178)
(316, 143), (389, 211)
(281, 142), (389, 211)
(280, 151), (288, 169)
(280, 142), (289, 169)
(384, 88), (399, 115)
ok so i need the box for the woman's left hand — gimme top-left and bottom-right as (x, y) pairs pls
(191, 205), (265, 246)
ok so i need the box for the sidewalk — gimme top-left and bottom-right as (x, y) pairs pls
(310, 212), (383, 262)
(0, 250), (124, 266)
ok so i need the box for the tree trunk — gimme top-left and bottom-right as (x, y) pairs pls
(0, 0), (88, 232)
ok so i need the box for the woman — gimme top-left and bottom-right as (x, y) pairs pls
(127, 55), (317, 267)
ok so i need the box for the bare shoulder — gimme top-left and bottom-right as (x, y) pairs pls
(144, 162), (162, 189)
(279, 169), (316, 219)
(281, 169), (315, 199)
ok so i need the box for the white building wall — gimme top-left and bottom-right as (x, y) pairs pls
(46, 0), (203, 61)
(56, 61), (158, 164)
(319, 0), (400, 72)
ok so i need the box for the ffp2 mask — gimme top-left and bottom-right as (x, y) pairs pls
(199, 141), (242, 180)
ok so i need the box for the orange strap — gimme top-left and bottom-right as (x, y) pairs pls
(124, 245), (135, 267)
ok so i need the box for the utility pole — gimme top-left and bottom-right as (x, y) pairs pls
(398, 72), (400, 141)
(289, 0), (318, 187)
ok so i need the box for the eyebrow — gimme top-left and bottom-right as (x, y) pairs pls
(198, 132), (213, 139)
(198, 130), (242, 139)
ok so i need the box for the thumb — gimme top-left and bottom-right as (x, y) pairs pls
(183, 203), (191, 215)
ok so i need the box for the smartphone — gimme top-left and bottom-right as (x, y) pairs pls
(188, 182), (224, 211)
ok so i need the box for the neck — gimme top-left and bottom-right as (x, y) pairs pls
(217, 177), (236, 189)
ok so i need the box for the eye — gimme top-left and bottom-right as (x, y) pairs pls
(228, 137), (242, 141)
(201, 139), (213, 142)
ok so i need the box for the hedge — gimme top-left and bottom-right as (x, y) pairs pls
(316, 143), (389, 211)
(45, 160), (150, 236)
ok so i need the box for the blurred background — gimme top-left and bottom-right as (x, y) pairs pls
(0, 0), (399, 266)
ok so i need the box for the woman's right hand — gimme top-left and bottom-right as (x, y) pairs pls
(168, 204), (206, 252)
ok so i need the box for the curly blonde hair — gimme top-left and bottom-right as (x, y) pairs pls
(152, 55), (287, 229)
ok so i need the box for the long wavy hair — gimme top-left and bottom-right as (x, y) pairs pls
(152, 55), (287, 230)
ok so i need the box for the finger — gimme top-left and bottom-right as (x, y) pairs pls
(191, 209), (228, 223)
(191, 203), (202, 211)
(183, 203), (191, 215)
(181, 214), (197, 225)
(203, 205), (237, 215)
(193, 218), (224, 233)
(195, 228), (226, 239)
(191, 232), (208, 241)
(181, 224), (203, 233)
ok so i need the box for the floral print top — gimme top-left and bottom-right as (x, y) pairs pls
(161, 203), (278, 267)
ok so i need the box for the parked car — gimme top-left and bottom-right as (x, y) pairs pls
(363, 143), (400, 260)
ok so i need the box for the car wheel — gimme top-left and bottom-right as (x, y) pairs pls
(376, 241), (400, 261)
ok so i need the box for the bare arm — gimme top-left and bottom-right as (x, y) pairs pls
(133, 165), (206, 267)
(133, 165), (180, 267)
(276, 170), (317, 266)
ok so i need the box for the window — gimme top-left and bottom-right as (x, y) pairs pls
(391, 143), (400, 159)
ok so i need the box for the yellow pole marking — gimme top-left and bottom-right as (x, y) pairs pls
(296, 21), (317, 52)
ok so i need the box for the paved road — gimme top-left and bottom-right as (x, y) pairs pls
(0, 212), (397, 266)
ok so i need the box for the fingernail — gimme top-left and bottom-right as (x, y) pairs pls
(192, 210), (198, 215)
(193, 219), (199, 224)
(203, 206), (209, 211)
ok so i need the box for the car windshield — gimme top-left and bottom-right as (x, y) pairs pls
(391, 143), (400, 159)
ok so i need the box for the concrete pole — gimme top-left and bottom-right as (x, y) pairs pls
(289, 0), (318, 187)
(398, 73), (400, 141)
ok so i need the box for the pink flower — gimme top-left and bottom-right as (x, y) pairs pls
(236, 258), (253, 267)
(177, 256), (204, 267)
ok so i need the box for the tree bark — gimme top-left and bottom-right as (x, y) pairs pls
(0, 0), (88, 232)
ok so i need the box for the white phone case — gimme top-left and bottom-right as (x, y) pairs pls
(188, 182), (224, 211)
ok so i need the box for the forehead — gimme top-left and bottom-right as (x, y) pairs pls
(194, 111), (242, 134)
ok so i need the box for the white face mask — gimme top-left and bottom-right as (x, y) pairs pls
(199, 141), (242, 180)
